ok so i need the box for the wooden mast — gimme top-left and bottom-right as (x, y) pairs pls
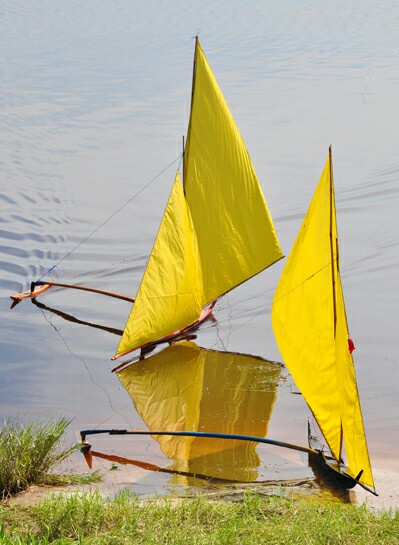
(329, 145), (337, 336)
(182, 34), (198, 195)
(328, 145), (344, 464)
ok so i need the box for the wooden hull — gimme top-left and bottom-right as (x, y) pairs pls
(141, 302), (216, 351)
(308, 451), (357, 489)
(111, 300), (217, 370)
(307, 425), (377, 495)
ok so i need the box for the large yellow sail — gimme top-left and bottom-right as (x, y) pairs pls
(116, 40), (282, 357)
(183, 39), (283, 305)
(271, 152), (374, 489)
(115, 173), (202, 357)
(118, 341), (281, 482)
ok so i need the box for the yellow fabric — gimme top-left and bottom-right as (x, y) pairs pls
(272, 155), (374, 489)
(118, 341), (281, 482)
(335, 271), (374, 487)
(119, 342), (203, 462)
(183, 39), (283, 305)
(115, 174), (202, 356)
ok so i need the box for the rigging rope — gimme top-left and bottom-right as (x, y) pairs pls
(37, 155), (182, 282)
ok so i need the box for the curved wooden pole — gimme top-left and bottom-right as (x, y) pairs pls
(36, 281), (135, 302)
(10, 280), (135, 306)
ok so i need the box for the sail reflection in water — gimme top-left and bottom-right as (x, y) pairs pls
(117, 341), (282, 484)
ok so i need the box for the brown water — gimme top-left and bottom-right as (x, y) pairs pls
(1, 1), (398, 508)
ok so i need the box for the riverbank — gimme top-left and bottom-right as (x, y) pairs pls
(1, 489), (398, 545)
(356, 458), (399, 511)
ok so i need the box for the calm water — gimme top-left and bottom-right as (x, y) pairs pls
(1, 1), (398, 506)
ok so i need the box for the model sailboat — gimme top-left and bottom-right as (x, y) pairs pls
(78, 145), (378, 496)
(11, 38), (283, 360)
(272, 147), (376, 495)
(11, 40), (376, 495)
(112, 38), (283, 359)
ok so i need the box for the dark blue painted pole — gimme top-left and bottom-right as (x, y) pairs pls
(80, 428), (321, 457)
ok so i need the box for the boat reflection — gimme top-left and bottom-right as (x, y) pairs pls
(117, 340), (283, 484)
(31, 297), (124, 336)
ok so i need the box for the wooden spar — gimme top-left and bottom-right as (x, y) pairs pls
(80, 428), (378, 495)
(182, 35), (198, 194)
(182, 134), (185, 178)
(35, 281), (135, 302)
(10, 280), (135, 305)
(329, 145), (337, 336)
(80, 428), (324, 458)
(328, 146), (343, 465)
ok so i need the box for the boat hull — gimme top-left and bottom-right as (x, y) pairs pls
(111, 300), (217, 369)
(309, 451), (357, 489)
(138, 302), (216, 355)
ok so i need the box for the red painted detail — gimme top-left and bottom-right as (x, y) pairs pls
(348, 338), (355, 354)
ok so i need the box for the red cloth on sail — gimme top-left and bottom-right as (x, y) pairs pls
(348, 338), (355, 354)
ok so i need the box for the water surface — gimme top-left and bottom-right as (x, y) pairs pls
(1, 1), (398, 507)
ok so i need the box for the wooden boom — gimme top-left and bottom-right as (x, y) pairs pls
(10, 280), (135, 307)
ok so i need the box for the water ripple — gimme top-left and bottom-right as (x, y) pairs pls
(10, 214), (41, 227)
(341, 163), (399, 206)
(0, 194), (17, 205)
(0, 0), (398, 498)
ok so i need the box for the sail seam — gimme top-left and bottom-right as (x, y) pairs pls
(271, 261), (335, 307)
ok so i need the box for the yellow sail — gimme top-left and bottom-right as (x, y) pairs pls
(271, 151), (374, 490)
(115, 173), (202, 357)
(118, 341), (281, 482)
(335, 267), (374, 487)
(183, 39), (283, 305)
(115, 39), (282, 357)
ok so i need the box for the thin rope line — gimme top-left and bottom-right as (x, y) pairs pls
(209, 262), (334, 349)
(38, 306), (131, 427)
(38, 155), (182, 282)
(177, 153), (183, 173)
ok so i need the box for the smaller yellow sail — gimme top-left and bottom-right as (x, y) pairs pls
(115, 173), (202, 357)
(272, 152), (374, 490)
(335, 273), (374, 487)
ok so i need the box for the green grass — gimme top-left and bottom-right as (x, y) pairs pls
(0, 418), (397, 543)
(0, 490), (398, 544)
(0, 417), (99, 499)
